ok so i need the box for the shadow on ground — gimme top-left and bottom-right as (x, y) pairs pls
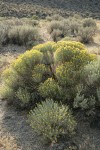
(0, 100), (46, 150)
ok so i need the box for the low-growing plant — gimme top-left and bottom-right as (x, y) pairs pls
(48, 16), (97, 43)
(28, 99), (77, 142)
(78, 26), (96, 43)
(82, 18), (97, 28)
(0, 18), (40, 46)
(8, 25), (39, 46)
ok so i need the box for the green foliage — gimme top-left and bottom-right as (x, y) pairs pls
(73, 86), (96, 110)
(73, 58), (100, 111)
(16, 88), (31, 107)
(0, 85), (14, 102)
(32, 64), (47, 83)
(12, 50), (43, 75)
(1, 41), (96, 108)
(28, 99), (77, 142)
(1, 50), (44, 107)
(97, 88), (100, 103)
(54, 41), (94, 66)
(82, 58), (100, 86)
(38, 78), (62, 100)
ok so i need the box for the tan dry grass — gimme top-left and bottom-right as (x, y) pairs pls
(0, 134), (21, 150)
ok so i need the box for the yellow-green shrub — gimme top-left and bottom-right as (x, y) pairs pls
(33, 42), (56, 65)
(1, 50), (44, 107)
(54, 41), (95, 66)
(28, 99), (77, 142)
(12, 50), (43, 75)
(1, 41), (96, 108)
(38, 78), (63, 101)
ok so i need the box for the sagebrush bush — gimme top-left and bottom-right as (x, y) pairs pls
(8, 25), (39, 46)
(78, 26), (96, 43)
(47, 14), (64, 21)
(28, 99), (77, 142)
(0, 18), (40, 46)
(82, 18), (97, 28)
(0, 23), (9, 45)
(1, 41), (96, 108)
(48, 16), (97, 43)
(48, 21), (64, 34)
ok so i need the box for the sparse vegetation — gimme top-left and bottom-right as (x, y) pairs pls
(48, 17), (97, 43)
(0, 2), (100, 149)
(0, 18), (40, 46)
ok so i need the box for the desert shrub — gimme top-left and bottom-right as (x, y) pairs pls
(0, 23), (9, 45)
(67, 17), (82, 37)
(51, 29), (63, 42)
(73, 87), (96, 110)
(97, 88), (100, 103)
(82, 18), (97, 28)
(8, 25), (39, 46)
(1, 50), (44, 107)
(28, 99), (77, 142)
(0, 85), (14, 102)
(46, 14), (64, 22)
(38, 78), (63, 100)
(73, 58), (100, 111)
(78, 26), (96, 43)
(16, 87), (31, 107)
(48, 17), (97, 43)
(54, 41), (94, 65)
(48, 20), (70, 42)
(52, 14), (64, 21)
(1, 41), (95, 108)
(0, 18), (40, 46)
(33, 42), (56, 66)
(31, 15), (39, 20)
(48, 21), (64, 34)
(82, 58), (100, 86)
(54, 41), (96, 102)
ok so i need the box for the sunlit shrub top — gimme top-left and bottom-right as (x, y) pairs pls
(54, 41), (96, 66)
(32, 41), (56, 53)
(1, 41), (96, 107)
